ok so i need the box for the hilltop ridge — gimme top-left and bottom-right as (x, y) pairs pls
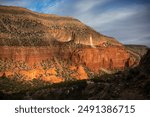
(0, 5), (121, 46)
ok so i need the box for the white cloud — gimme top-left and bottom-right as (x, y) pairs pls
(75, 0), (108, 13)
(77, 7), (136, 28)
(0, 0), (28, 7)
(40, 0), (64, 14)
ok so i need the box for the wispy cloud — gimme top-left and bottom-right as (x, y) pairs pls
(95, 4), (150, 46)
(75, 0), (108, 13)
(0, 0), (28, 7)
(77, 6), (137, 28)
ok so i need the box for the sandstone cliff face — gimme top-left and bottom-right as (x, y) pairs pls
(0, 6), (137, 83)
(71, 46), (135, 72)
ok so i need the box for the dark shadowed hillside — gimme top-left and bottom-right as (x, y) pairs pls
(125, 45), (148, 57)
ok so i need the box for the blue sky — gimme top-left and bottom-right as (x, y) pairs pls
(0, 0), (150, 46)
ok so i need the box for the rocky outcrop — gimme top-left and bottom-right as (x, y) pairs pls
(0, 6), (137, 82)
(71, 46), (135, 72)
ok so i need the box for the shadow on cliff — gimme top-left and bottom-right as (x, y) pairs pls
(0, 49), (150, 100)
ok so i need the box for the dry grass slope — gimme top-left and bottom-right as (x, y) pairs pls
(0, 6), (121, 46)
